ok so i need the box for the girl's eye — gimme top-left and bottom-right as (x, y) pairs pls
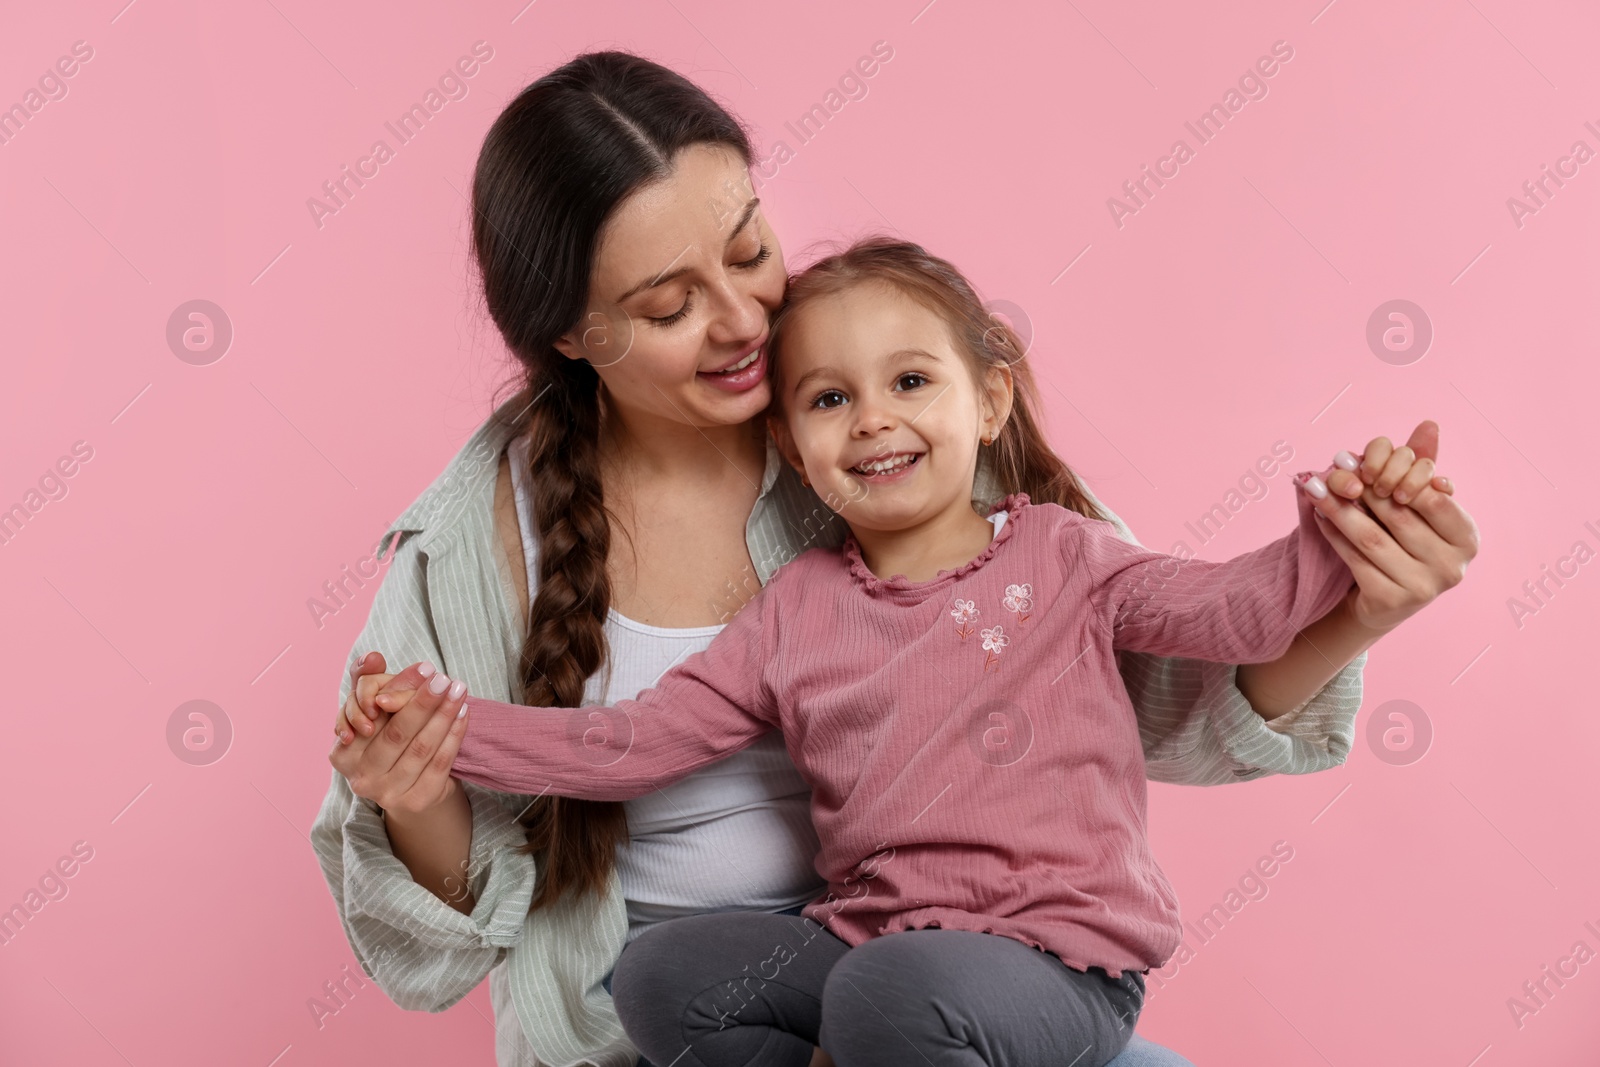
(735, 243), (772, 269)
(648, 297), (693, 327)
(896, 372), (930, 390)
(810, 389), (847, 410)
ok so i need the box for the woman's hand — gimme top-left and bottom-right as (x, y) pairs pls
(1298, 419), (1480, 634)
(328, 657), (473, 818)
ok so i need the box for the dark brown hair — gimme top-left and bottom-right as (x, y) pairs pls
(766, 237), (1112, 523)
(470, 51), (752, 912)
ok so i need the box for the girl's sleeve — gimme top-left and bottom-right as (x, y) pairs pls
(309, 532), (539, 1013)
(1071, 481), (1364, 785)
(1078, 486), (1354, 663)
(1075, 489), (1350, 662)
(450, 580), (783, 800)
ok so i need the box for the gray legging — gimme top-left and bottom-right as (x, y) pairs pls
(608, 909), (1149, 1067)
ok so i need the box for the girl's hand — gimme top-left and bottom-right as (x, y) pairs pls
(328, 661), (472, 817)
(1297, 420), (1480, 634)
(333, 651), (395, 745)
(1323, 419), (1452, 506)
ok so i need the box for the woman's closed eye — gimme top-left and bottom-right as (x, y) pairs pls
(648, 297), (693, 326)
(643, 244), (772, 327)
(736, 243), (772, 270)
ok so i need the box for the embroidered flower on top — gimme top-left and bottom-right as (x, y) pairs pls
(951, 598), (979, 640)
(980, 624), (1008, 672)
(1002, 582), (1033, 623)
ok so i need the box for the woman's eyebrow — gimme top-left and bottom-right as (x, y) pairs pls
(615, 198), (762, 304)
(724, 197), (760, 242)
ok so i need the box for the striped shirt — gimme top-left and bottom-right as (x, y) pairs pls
(310, 386), (1368, 1067)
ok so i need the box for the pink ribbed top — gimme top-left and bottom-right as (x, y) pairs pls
(451, 489), (1352, 977)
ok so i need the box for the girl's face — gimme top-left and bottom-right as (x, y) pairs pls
(554, 144), (787, 432)
(772, 282), (1013, 535)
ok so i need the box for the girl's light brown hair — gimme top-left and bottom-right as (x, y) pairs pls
(765, 236), (1111, 524)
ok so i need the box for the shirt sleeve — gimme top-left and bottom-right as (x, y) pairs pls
(309, 531), (538, 1013)
(1073, 486), (1354, 664)
(1069, 479), (1365, 786)
(451, 579), (782, 801)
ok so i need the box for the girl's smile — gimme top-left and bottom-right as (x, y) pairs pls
(848, 449), (924, 481)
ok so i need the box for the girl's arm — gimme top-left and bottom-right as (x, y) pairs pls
(1082, 484), (1355, 664)
(1238, 431), (1476, 717)
(1056, 472), (1358, 782)
(385, 579), (783, 801)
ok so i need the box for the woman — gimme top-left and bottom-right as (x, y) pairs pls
(312, 51), (1476, 1067)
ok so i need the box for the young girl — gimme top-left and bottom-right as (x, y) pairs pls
(357, 238), (1403, 1067)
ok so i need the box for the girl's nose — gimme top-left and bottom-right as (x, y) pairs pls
(852, 401), (895, 437)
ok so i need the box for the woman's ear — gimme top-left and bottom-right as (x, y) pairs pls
(552, 332), (583, 362)
(555, 306), (637, 368)
(980, 362), (1015, 444)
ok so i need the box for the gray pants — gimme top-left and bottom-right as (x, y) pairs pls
(610, 909), (1146, 1067)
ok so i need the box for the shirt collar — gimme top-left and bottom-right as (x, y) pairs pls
(384, 387), (532, 547)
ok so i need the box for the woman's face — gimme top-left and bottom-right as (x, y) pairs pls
(555, 143), (787, 432)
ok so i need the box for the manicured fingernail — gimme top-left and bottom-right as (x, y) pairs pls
(417, 662), (437, 679)
(447, 679), (466, 701)
(1394, 488), (1409, 504)
(1333, 450), (1358, 472)
(1302, 474), (1328, 499)
(456, 702), (469, 721)
(429, 672), (451, 694)
(1438, 477), (1451, 491)
(341, 729), (353, 744)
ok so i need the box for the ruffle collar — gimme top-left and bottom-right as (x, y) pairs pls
(842, 492), (1032, 596)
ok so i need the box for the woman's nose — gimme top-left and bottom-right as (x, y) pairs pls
(705, 278), (767, 345)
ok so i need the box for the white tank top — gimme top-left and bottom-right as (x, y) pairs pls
(506, 433), (824, 942)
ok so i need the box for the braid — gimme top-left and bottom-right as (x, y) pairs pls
(468, 50), (756, 911)
(511, 358), (630, 908)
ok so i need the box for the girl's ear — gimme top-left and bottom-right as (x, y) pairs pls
(769, 414), (806, 476)
(980, 362), (1015, 443)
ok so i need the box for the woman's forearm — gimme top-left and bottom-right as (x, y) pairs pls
(1236, 588), (1392, 721)
(382, 786), (477, 915)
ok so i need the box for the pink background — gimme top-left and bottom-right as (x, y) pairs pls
(3, 0), (1596, 1063)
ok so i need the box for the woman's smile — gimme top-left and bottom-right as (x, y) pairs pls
(697, 340), (769, 393)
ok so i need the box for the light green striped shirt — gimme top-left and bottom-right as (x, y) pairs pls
(311, 386), (1366, 1067)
